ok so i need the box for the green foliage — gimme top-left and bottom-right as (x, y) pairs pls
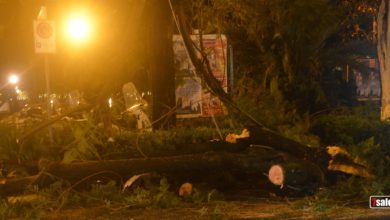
(349, 137), (390, 178)
(1, 177), (205, 218)
(0, 123), (19, 162)
(190, 0), (364, 143)
(295, 175), (390, 215)
(196, 204), (227, 220)
(211, 0), (341, 113)
(0, 121), (63, 163)
(20, 129), (55, 161)
(69, 180), (125, 208)
(37, 180), (126, 210)
(112, 127), (230, 158)
(125, 186), (152, 206)
(38, 180), (72, 209)
(125, 178), (181, 208)
(311, 112), (377, 146)
(61, 120), (103, 163)
(317, 177), (371, 202)
(190, 0), (375, 123)
(278, 123), (321, 147)
(0, 115), (106, 163)
(0, 199), (45, 220)
(311, 105), (381, 144)
(150, 178), (181, 208)
(186, 188), (224, 204)
(311, 105), (390, 177)
(284, 177), (377, 218)
(0, 115), (233, 165)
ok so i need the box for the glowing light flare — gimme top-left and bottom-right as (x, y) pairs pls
(66, 15), (92, 42)
(108, 97), (112, 108)
(50, 99), (54, 109)
(15, 86), (21, 94)
(8, 74), (19, 85)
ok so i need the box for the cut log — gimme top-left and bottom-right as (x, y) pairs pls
(268, 161), (325, 194)
(178, 182), (193, 197)
(268, 165), (284, 186)
(0, 175), (40, 197)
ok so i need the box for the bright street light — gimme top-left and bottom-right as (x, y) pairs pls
(8, 74), (19, 85)
(15, 86), (21, 94)
(66, 15), (91, 42)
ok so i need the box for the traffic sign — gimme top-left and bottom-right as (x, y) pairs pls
(33, 20), (56, 54)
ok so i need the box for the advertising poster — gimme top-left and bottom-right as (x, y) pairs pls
(354, 58), (381, 100)
(173, 34), (228, 118)
(175, 77), (202, 118)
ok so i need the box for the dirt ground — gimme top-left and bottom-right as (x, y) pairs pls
(46, 195), (390, 220)
(47, 199), (390, 220)
(42, 180), (390, 219)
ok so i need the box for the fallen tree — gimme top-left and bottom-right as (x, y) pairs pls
(1, 125), (374, 197)
(0, 151), (286, 197)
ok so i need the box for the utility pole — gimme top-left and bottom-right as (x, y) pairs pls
(147, 0), (176, 129)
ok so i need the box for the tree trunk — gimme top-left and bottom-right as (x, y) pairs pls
(0, 140), (373, 197)
(147, 0), (176, 129)
(377, 0), (390, 120)
(0, 152), (281, 196)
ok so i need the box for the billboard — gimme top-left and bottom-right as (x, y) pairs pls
(354, 58), (380, 100)
(173, 34), (228, 118)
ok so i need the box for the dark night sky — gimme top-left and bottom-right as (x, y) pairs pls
(0, 0), (149, 98)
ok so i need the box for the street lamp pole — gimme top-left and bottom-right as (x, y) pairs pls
(34, 6), (56, 144)
(44, 55), (53, 143)
(8, 74), (19, 114)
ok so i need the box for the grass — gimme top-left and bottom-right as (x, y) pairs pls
(0, 176), (227, 219)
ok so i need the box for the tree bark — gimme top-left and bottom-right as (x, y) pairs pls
(0, 152), (282, 196)
(377, 0), (390, 120)
(0, 175), (40, 197)
(237, 126), (331, 171)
